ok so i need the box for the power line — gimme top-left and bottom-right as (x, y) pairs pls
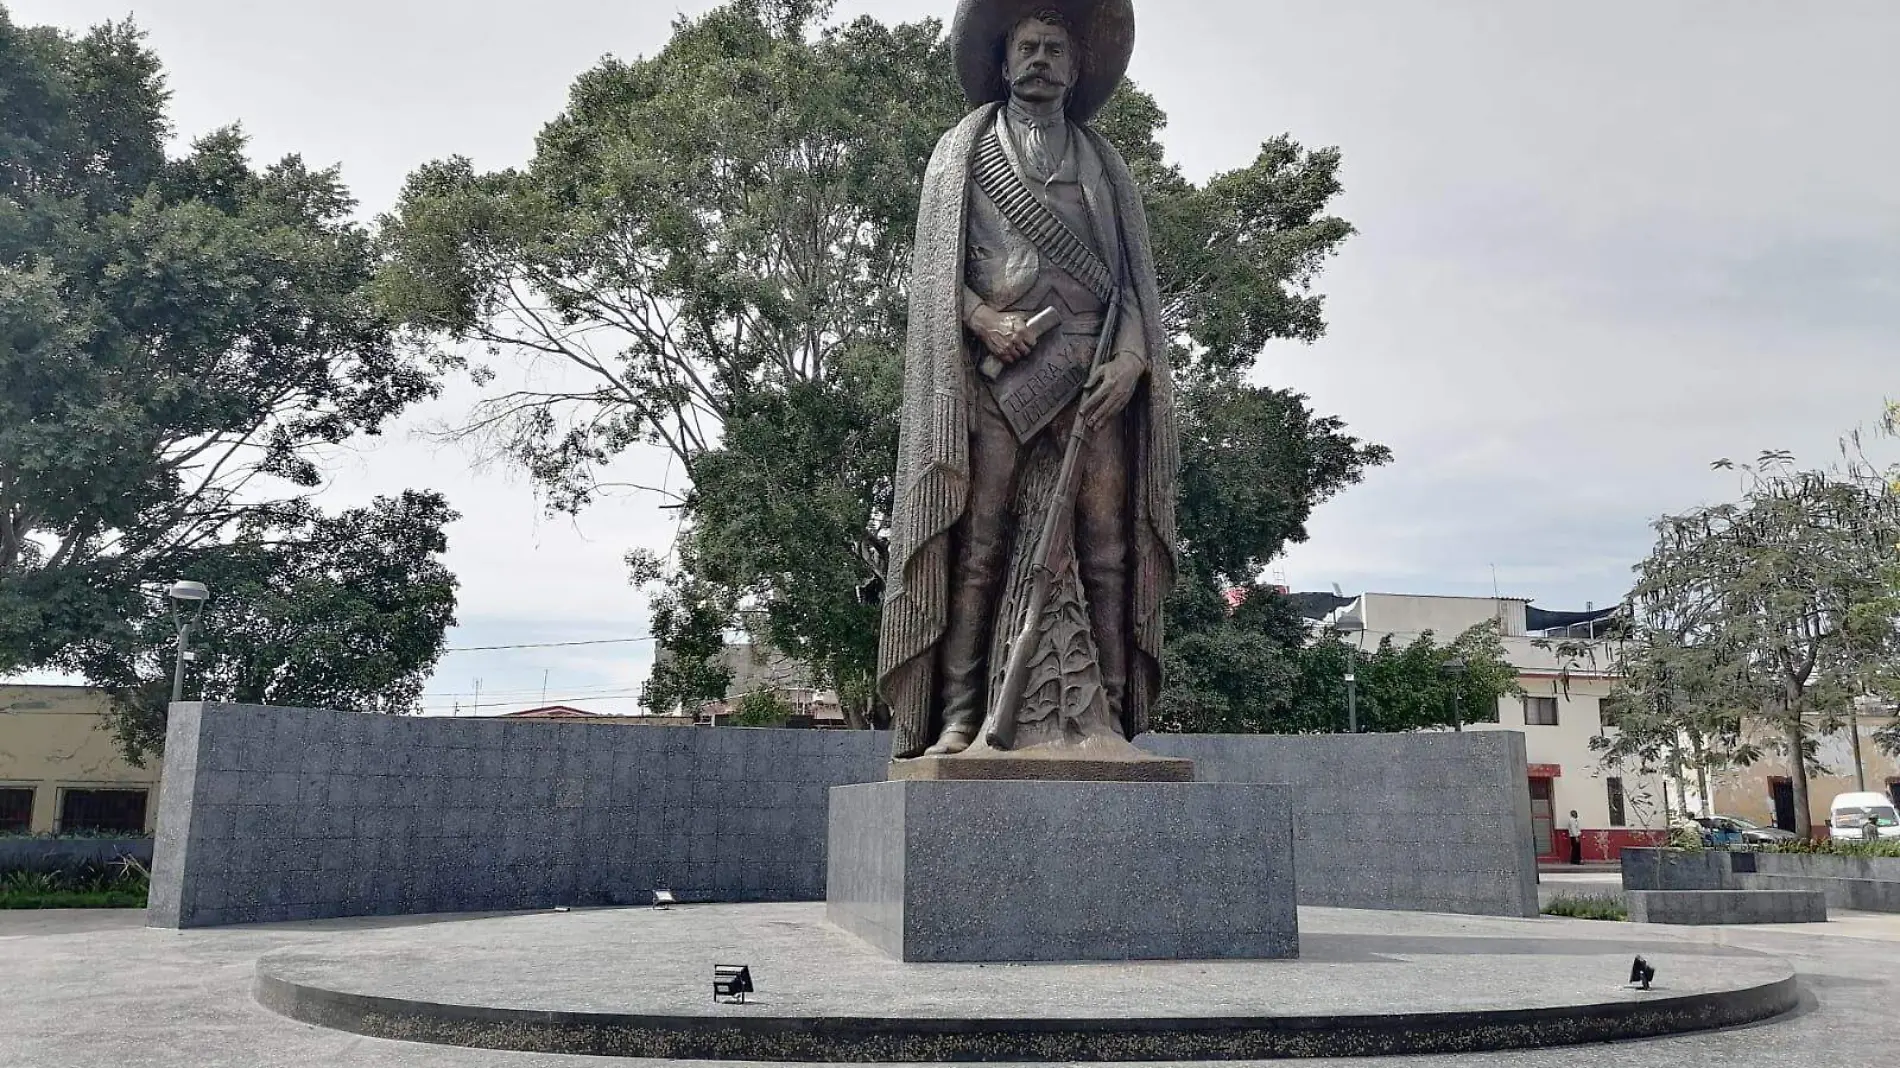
(440, 636), (655, 653)
(420, 692), (651, 713)
(420, 687), (646, 707)
(422, 680), (648, 699)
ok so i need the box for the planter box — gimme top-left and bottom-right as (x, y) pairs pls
(1621, 847), (1729, 890)
(1623, 847), (1900, 913)
(1751, 852), (1900, 883)
(1627, 889), (1826, 925)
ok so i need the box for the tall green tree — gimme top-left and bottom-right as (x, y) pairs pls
(1592, 614), (1758, 820)
(0, 12), (454, 750)
(377, 0), (1387, 724)
(1610, 453), (1900, 837)
(78, 492), (460, 762)
(1153, 583), (1519, 736)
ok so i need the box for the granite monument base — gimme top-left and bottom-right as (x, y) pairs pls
(888, 739), (1194, 782)
(826, 779), (1298, 962)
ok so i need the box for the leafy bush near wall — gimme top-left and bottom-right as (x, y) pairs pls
(1752, 838), (1900, 858)
(1542, 894), (1630, 921)
(1666, 817), (1706, 852)
(0, 830), (154, 841)
(0, 857), (149, 909)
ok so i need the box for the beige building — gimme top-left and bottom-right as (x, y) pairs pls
(0, 685), (160, 835)
(648, 639), (848, 727)
(1320, 593), (1668, 862)
(1700, 713), (1900, 833)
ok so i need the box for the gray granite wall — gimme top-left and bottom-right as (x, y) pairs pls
(150, 705), (1538, 927)
(1621, 847), (1733, 891)
(1625, 889), (1828, 925)
(1620, 846), (1900, 913)
(1138, 732), (1541, 917)
(149, 703), (885, 928)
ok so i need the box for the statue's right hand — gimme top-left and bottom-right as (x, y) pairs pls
(970, 304), (1035, 364)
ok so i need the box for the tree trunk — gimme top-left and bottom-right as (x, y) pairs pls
(1787, 719), (1813, 839)
(1689, 733), (1712, 818)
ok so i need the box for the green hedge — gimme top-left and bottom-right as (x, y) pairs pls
(0, 858), (149, 909)
(1752, 838), (1900, 858)
(1542, 894), (1629, 921)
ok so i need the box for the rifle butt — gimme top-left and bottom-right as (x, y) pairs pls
(983, 614), (1041, 750)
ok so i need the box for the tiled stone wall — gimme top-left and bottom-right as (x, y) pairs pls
(150, 704), (1539, 928)
(1140, 731), (1541, 917)
(1626, 888), (1828, 925)
(148, 703), (884, 927)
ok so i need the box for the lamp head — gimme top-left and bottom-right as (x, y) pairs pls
(167, 580), (209, 604)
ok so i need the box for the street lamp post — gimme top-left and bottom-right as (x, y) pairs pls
(167, 581), (209, 704)
(1330, 618), (1365, 733)
(1440, 658), (1469, 733)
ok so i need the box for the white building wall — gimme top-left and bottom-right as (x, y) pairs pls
(1329, 594), (1667, 850)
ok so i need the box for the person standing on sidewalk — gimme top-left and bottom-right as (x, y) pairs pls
(1565, 809), (1583, 864)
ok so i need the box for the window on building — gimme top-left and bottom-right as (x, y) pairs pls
(57, 789), (148, 834)
(0, 787), (33, 833)
(1606, 778), (1627, 827)
(1888, 780), (1900, 811)
(1523, 696), (1560, 726)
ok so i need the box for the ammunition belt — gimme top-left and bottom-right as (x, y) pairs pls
(972, 130), (1116, 307)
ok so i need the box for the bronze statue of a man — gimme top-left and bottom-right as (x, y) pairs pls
(878, 0), (1178, 762)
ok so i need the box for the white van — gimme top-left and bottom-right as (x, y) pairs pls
(1827, 792), (1900, 841)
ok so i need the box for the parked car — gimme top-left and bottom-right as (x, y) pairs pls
(1693, 815), (1798, 846)
(1827, 792), (1900, 841)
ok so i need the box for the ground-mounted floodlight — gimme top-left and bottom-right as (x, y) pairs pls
(653, 889), (676, 910)
(1629, 956), (1655, 990)
(166, 580), (210, 704)
(714, 964), (753, 1003)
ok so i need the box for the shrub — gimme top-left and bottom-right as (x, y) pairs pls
(0, 856), (149, 909)
(1665, 816), (1705, 852)
(1753, 838), (1900, 858)
(1542, 894), (1630, 921)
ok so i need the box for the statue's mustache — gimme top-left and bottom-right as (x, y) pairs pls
(1014, 70), (1067, 88)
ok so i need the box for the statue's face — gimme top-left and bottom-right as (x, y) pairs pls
(1003, 18), (1075, 106)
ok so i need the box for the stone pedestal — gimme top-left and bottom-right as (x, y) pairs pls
(826, 780), (1298, 962)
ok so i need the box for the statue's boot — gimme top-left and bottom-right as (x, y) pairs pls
(934, 515), (1003, 756)
(925, 721), (978, 756)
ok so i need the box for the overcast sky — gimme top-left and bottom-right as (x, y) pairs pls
(10, 0), (1897, 713)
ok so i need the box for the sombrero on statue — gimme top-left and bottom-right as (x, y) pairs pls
(951, 0), (1135, 124)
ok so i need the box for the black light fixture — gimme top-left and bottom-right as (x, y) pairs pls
(652, 889), (676, 910)
(1629, 956), (1656, 990)
(714, 964), (754, 1003)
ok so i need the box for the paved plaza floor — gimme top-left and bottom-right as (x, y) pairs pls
(4, 903), (1898, 1067)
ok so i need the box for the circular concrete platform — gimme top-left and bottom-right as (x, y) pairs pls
(254, 904), (1798, 1061)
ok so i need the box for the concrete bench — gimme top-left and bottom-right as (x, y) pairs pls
(1627, 889), (1827, 925)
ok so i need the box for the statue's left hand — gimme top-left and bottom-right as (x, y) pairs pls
(1080, 352), (1145, 430)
